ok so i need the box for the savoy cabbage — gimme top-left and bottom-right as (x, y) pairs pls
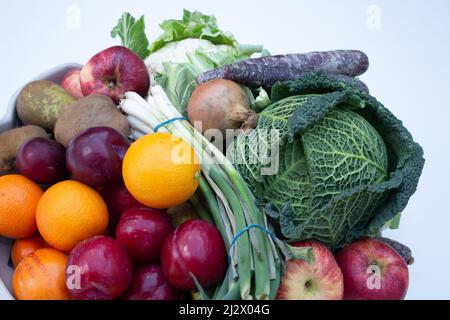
(228, 72), (425, 249)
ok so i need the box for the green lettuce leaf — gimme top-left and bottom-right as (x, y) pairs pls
(111, 12), (150, 60)
(150, 9), (237, 53)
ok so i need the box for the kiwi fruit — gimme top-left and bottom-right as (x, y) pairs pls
(54, 94), (130, 147)
(0, 125), (48, 172)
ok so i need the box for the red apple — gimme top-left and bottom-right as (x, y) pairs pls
(276, 241), (344, 300)
(80, 46), (150, 104)
(61, 68), (83, 99)
(335, 238), (409, 300)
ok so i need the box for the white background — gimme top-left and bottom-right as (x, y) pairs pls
(1, 0), (449, 299)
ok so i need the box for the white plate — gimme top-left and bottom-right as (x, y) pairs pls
(0, 63), (82, 300)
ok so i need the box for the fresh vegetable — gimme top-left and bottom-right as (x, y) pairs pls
(80, 46), (150, 104)
(116, 208), (174, 264)
(0, 125), (48, 172)
(66, 127), (130, 188)
(326, 74), (369, 94)
(16, 80), (75, 131)
(228, 72), (425, 249)
(188, 79), (256, 135)
(16, 138), (67, 184)
(111, 12), (150, 60)
(146, 9), (246, 73)
(155, 47), (265, 116)
(123, 265), (185, 300)
(161, 220), (228, 291)
(54, 94), (129, 147)
(126, 9), (266, 116)
(376, 237), (414, 265)
(150, 9), (237, 54)
(67, 236), (133, 300)
(120, 85), (312, 300)
(335, 238), (409, 300)
(253, 87), (272, 112)
(197, 50), (369, 89)
(276, 241), (344, 300)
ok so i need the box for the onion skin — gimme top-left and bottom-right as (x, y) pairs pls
(188, 79), (256, 135)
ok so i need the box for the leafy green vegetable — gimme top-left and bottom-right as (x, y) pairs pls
(388, 213), (402, 230)
(148, 9), (266, 115)
(253, 88), (271, 112)
(228, 72), (425, 249)
(111, 12), (150, 60)
(150, 9), (237, 53)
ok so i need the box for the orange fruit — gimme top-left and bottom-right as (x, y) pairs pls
(11, 234), (47, 267)
(36, 180), (108, 252)
(122, 132), (201, 209)
(0, 174), (43, 239)
(13, 248), (69, 300)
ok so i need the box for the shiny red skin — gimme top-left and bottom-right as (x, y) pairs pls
(276, 240), (344, 300)
(161, 220), (227, 291)
(80, 46), (150, 104)
(61, 68), (83, 99)
(67, 236), (133, 300)
(122, 265), (184, 300)
(66, 127), (130, 188)
(98, 184), (146, 232)
(335, 238), (409, 300)
(16, 137), (67, 184)
(116, 208), (174, 264)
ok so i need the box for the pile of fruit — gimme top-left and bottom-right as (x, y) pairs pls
(0, 44), (230, 300)
(0, 9), (423, 300)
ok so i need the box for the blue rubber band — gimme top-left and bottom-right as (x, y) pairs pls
(153, 117), (187, 133)
(228, 224), (276, 263)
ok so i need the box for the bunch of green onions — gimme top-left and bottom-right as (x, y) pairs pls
(120, 86), (311, 300)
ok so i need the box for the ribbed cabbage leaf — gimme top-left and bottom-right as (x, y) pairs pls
(228, 72), (425, 248)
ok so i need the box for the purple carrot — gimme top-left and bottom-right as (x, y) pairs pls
(197, 50), (369, 88)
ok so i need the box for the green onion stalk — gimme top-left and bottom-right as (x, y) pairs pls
(120, 86), (311, 300)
